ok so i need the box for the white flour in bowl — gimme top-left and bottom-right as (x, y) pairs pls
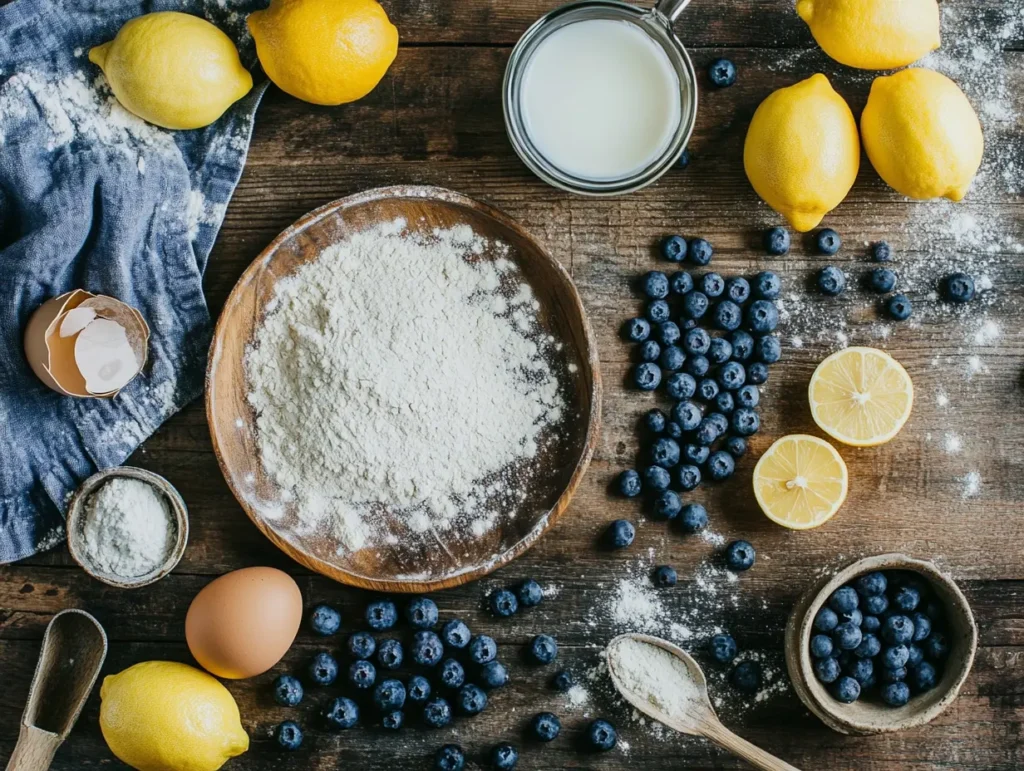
(245, 218), (566, 552)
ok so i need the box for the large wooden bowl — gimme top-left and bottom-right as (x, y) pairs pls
(206, 186), (601, 592)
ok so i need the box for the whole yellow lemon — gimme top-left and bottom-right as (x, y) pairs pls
(248, 0), (399, 106)
(99, 661), (249, 771)
(89, 12), (253, 130)
(796, 0), (940, 70)
(861, 68), (983, 201)
(743, 74), (860, 232)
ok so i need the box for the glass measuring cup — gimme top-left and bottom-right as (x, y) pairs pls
(503, 0), (698, 196)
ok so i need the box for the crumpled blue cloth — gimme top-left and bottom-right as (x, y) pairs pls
(0, 0), (268, 563)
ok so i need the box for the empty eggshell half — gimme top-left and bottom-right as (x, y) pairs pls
(23, 290), (150, 398)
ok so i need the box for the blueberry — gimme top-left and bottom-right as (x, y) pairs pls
(833, 622), (863, 651)
(906, 645), (924, 671)
(408, 675), (432, 703)
(638, 339), (661, 362)
(347, 631), (376, 660)
(707, 451), (735, 481)
(435, 744), (465, 771)
(910, 661), (938, 692)
(811, 635), (834, 659)
(442, 620), (471, 650)
(489, 589), (519, 619)
(422, 697), (453, 728)
(308, 651), (339, 686)
(715, 391), (735, 414)
(676, 148), (692, 169)
(679, 503), (709, 533)
(349, 659), (377, 690)
(456, 683), (487, 715)
(275, 720), (303, 751)
(653, 490), (683, 520)
(814, 657), (841, 684)
(469, 635), (497, 664)
(886, 294), (913, 321)
(310, 604), (341, 636)
(924, 600), (944, 621)
(552, 670), (575, 692)
(701, 272), (725, 298)
(864, 594), (889, 615)
(943, 272), (975, 303)
(708, 337), (733, 364)
(623, 317), (651, 342)
(730, 407), (760, 437)
(644, 465), (672, 494)
(618, 469), (643, 499)
(366, 600), (398, 631)
(847, 657), (874, 685)
(923, 631), (949, 661)
(832, 675), (860, 703)
(684, 327), (711, 355)
(677, 464), (703, 491)
(725, 436), (747, 458)
(736, 384), (759, 408)
(672, 399), (702, 430)
(381, 710), (404, 730)
(659, 345), (686, 371)
(516, 579), (543, 609)
(840, 608), (863, 626)
(712, 299), (743, 331)
(763, 228), (790, 256)
(717, 361), (746, 391)
(730, 660), (762, 693)
(273, 675), (304, 707)
(869, 268), (897, 293)
(666, 372), (697, 401)
(882, 615), (915, 645)
(818, 266), (846, 296)
(881, 666), (907, 684)
(856, 572), (888, 597)
(753, 271), (782, 300)
(698, 378), (720, 401)
(883, 644), (910, 670)
(633, 362), (662, 391)
(892, 586), (921, 613)
(726, 276), (752, 304)
(854, 634), (881, 659)
(531, 712), (561, 741)
(814, 607), (839, 633)
(708, 58), (737, 88)
(670, 270), (694, 295)
(491, 743), (519, 770)
(412, 631), (445, 666)
(323, 697), (359, 730)
(661, 235), (688, 262)
(642, 271), (670, 299)
(746, 362), (769, 385)
(480, 660), (509, 689)
(681, 291), (710, 319)
(529, 634), (558, 665)
(882, 681), (911, 707)
(406, 597), (439, 629)
(910, 613), (932, 642)
(656, 320), (681, 346)
(872, 241), (892, 262)
(725, 540), (756, 571)
(829, 587), (859, 614)
(654, 565), (678, 588)
(754, 335), (781, 364)
(710, 633), (738, 664)
(651, 437), (681, 468)
(377, 639), (404, 670)
(862, 615), (881, 633)
(646, 299), (671, 323)
(688, 238), (714, 265)
(683, 354), (710, 378)
(695, 418), (719, 446)
(587, 719), (618, 751)
(374, 678), (406, 712)
(729, 330), (755, 360)
(746, 300), (779, 333)
(816, 228), (842, 255)
(644, 409), (668, 434)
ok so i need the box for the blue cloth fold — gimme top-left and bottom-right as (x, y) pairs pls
(0, 0), (268, 563)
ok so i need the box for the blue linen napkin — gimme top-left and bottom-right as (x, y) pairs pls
(0, 0), (269, 563)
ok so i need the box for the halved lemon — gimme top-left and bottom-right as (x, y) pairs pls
(753, 434), (849, 529)
(808, 346), (914, 447)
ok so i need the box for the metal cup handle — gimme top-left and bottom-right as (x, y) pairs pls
(653, 0), (693, 23)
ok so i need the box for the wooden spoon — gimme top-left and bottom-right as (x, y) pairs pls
(5, 610), (108, 771)
(606, 633), (801, 771)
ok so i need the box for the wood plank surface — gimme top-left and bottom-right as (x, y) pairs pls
(3, 0), (1024, 769)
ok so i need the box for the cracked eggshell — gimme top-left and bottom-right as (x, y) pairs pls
(23, 290), (150, 398)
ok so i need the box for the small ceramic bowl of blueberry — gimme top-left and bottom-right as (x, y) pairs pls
(784, 553), (977, 735)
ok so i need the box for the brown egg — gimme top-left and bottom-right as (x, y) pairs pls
(185, 567), (302, 679)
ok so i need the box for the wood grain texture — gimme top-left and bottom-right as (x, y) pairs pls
(3, 0), (1024, 769)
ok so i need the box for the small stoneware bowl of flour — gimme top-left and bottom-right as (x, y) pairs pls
(66, 467), (189, 589)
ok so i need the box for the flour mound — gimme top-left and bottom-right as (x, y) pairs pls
(246, 219), (565, 551)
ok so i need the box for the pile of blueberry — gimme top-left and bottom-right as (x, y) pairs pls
(809, 570), (951, 707)
(618, 234), (782, 514)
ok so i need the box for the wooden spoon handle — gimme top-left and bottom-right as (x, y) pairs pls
(5, 725), (63, 771)
(701, 719), (802, 771)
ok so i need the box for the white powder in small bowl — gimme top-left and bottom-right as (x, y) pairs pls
(81, 477), (175, 578)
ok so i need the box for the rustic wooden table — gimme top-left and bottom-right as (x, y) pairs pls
(3, 1), (1023, 769)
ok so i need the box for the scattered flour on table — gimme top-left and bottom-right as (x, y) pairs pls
(246, 219), (566, 554)
(960, 471), (982, 498)
(81, 477), (175, 578)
